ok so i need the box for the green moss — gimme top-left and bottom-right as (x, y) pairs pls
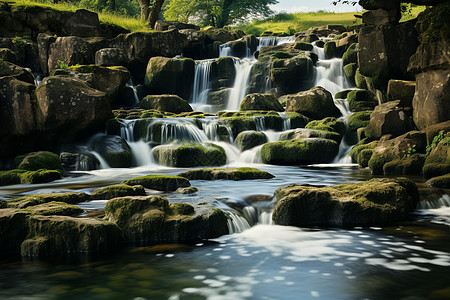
(14, 151), (62, 172)
(346, 111), (372, 145)
(140, 110), (166, 119)
(418, 2), (450, 45)
(178, 167), (274, 180)
(423, 163), (450, 180)
(383, 156), (426, 176)
(342, 43), (357, 66)
(24, 201), (84, 216)
(220, 117), (256, 137)
(349, 140), (378, 167)
(347, 90), (377, 112)
(20, 169), (62, 184)
(426, 173), (450, 189)
(7, 193), (89, 209)
(284, 112), (310, 129)
(355, 69), (367, 90)
(335, 89), (353, 100)
(0, 169), (27, 186)
(170, 203), (195, 215)
(91, 184), (146, 200)
(344, 63), (357, 82)
(305, 117), (346, 137)
(294, 42), (313, 51)
(153, 143), (227, 168)
(236, 131), (268, 151)
(122, 175), (190, 192)
(217, 110), (279, 118)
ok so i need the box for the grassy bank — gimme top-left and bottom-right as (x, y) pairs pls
(7, 0), (151, 32)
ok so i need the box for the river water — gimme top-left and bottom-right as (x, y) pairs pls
(1, 37), (449, 300)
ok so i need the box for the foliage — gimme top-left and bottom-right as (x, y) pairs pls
(426, 130), (449, 155)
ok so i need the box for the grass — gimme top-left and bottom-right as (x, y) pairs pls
(6, 0), (152, 32)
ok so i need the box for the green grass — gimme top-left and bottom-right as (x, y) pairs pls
(7, 0), (152, 32)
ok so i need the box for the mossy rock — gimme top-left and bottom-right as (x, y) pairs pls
(220, 117), (256, 138)
(280, 128), (342, 144)
(346, 111), (372, 145)
(347, 90), (377, 112)
(423, 133), (450, 179)
(235, 131), (268, 151)
(141, 94), (193, 114)
(0, 169), (27, 186)
(24, 201), (84, 216)
(305, 117), (346, 137)
(423, 163), (450, 180)
(140, 109), (169, 119)
(176, 186), (199, 194)
(170, 203), (195, 215)
(344, 63), (357, 83)
(383, 155), (426, 176)
(14, 151), (62, 172)
(153, 143), (227, 168)
(426, 173), (450, 188)
(7, 193), (90, 209)
(342, 43), (357, 66)
(240, 94), (283, 112)
(122, 175), (190, 192)
(272, 178), (419, 227)
(92, 135), (132, 168)
(334, 89), (353, 100)
(294, 42), (313, 51)
(355, 68), (367, 90)
(261, 138), (339, 165)
(91, 184), (146, 200)
(178, 167), (274, 181)
(349, 140), (378, 167)
(19, 169), (62, 184)
(0, 208), (31, 255)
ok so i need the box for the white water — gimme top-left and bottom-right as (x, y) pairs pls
(257, 36), (296, 50)
(225, 58), (255, 111)
(191, 59), (214, 108)
(125, 79), (140, 105)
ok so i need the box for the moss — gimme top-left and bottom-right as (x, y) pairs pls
(305, 117), (346, 137)
(347, 90), (377, 112)
(280, 128), (342, 143)
(178, 167), (274, 181)
(426, 173), (450, 189)
(0, 169), (27, 186)
(342, 43), (357, 66)
(294, 42), (313, 51)
(91, 184), (146, 200)
(140, 110), (166, 119)
(418, 2), (450, 45)
(220, 117), (256, 138)
(122, 175), (190, 192)
(383, 155), (426, 176)
(335, 89), (353, 100)
(349, 140), (378, 167)
(7, 193), (89, 209)
(170, 203), (195, 215)
(217, 110), (280, 118)
(344, 63), (357, 82)
(423, 163), (450, 180)
(346, 111), (372, 145)
(14, 151), (62, 172)
(24, 201), (84, 216)
(284, 112), (310, 129)
(235, 131), (268, 151)
(19, 169), (62, 184)
(153, 143), (227, 168)
(355, 68), (367, 90)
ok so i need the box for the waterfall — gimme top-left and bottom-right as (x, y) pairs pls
(418, 194), (450, 209)
(160, 119), (209, 144)
(254, 116), (266, 131)
(314, 58), (352, 97)
(226, 58), (256, 111)
(257, 36), (296, 50)
(89, 151), (110, 169)
(118, 120), (154, 166)
(219, 42), (232, 57)
(226, 211), (251, 234)
(312, 41), (326, 61)
(125, 79), (140, 105)
(191, 60), (214, 107)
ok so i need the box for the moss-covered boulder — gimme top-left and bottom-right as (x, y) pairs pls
(230, 40), (247, 58)
(144, 56), (195, 100)
(92, 135), (132, 168)
(178, 167), (274, 180)
(355, 68), (368, 90)
(344, 63), (358, 84)
(91, 184), (146, 200)
(235, 131), (268, 151)
(347, 89), (377, 112)
(423, 132), (450, 179)
(270, 54), (315, 95)
(426, 174), (450, 189)
(335, 89), (353, 100)
(368, 131), (427, 175)
(19, 169), (62, 184)
(280, 128), (341, 144)
(24, 201), (84, 216)
(240, 93), (283, 112)
(104, 196), (228, 244)
(324, 41), (346, 58)
(283, 112), (311, 129)
(342, 43), (358, 66)
(0, 169), (27, 186)
(365, 100), (416, 140)
(285, 86), (341, 120)
(0, 208), (29, 255)
(261, 138), (339, 165)
(346, 111), (372, 145)
(349, 140), (378, 167)
(153, 143), (227, 167)
(141, 94), (193, 114)
(7, 193), (89, 209)
(383, 156), (426, 176)
(387, 79), (416, 107)
(14, 151), (62, 172)
(305, 117), (346, 138)
(21, 215), (122, 257)
(272, 178), (419, 227)
(122, 175), (190, 192)
(294, 42), (313, 51)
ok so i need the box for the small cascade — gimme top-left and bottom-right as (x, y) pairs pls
(280, 113), (292, 131)
(226, 211), (251, 234)
(118, 120), (154, 166)
(90, 151), (110, 169)
(334, 98), (352, 117)
(418, 194), (450, 209)
(125, 79), (140, 105)
(312, 41), (326, 60)
(314, 58), (352, 96)
(258, 211), (273, 225)
(254, 116), (266, 131)
(257, 36), (296, 50)
(219, 42), (232, 57)
(160, 119), (209, 144)
(226, 58), (256, 111)
(191, 60), (214, 108)
(119, 119), (135, 142)
(33, 72), (44, 87)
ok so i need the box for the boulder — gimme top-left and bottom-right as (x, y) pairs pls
(36, 76), (111, 143)
(92, 135), (132, 168)
(66, 9), (102, 38)
(349, 140), (378, 167)
(324, 41), (346, 59)
(122, 175), (190, 192)
(261, 138), (339, 165)
(342, 43), (358, 66)
(90, 184), (146, 200)
(235, 131), (268, 151)
(383, 156), (426, 175)
(178, 167), (274, 180)
(95, 47), (126, 68)
(423, 132), (450, 179)
(368, 131), (427, 175)
(386, 79), (416, 107)
(424, 121), (450, 145)
(154, 20), (200, 32)
(272, 178), (419, 227)
(14, 151), (62, 172)
(60, 151), (99, 171)
(280, 128), (341, 144)
(0, 48), (18, 64)
(104, 196), (228, 245)
(205, 28), (243, 44)
(426, 174), (450, 189)
(141, 94), (193, 114)
(7, 193), (89, 209)
(0, 61), (35, 84)
(153, 143), (227, 167)
(212, 56), (236, 89)
(305, 117), (346, 138)
(0, 209), (29, 255)
(347, 89), (378, 112)
(365, 100), (415, 140)
(285, 86), (341, 120)
(144, 57), (195, 100)
(243, 34), (258, 55)
(346, 111), (372, 145)
(230, 40), (247, 58)
(344, 63), (358, 83)
(362, 8), (400, 25)
(271, 54), (314, 94)
(23, 201), (83, 217)
(239, 93), (283, 112)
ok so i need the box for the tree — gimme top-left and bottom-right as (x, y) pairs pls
(164, 0), (278, 28)
(137, 0), (166, 28)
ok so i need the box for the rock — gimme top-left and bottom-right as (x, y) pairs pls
(239, 93), (283, 112)
(205, 28), (242, 44)
(362, 8), (400, 25)
(230, 40), (247, 58)
(334, 89), (353, 100)
(426, 174), (450, 189)
(283, 112), (311, 129)
(272, 178), (419, 227)
(424, 121), (450, 145)
(60, 152), (99, 171)
(0, 61), (35, 84)
(342, 43), (358, 66)
(122, 175), (190, 192)
(294, 42), (313, 51)
(243, 34), (258, 55)
(213, 57), (236, 89)
(324, 41), (346, 59)
(95, 48), (127, 66)
(144, 57), (195, 100)
(0, 48), (18, 64)
(177, 187), (198, 194)
(235, 131), (268, 151)
(92, 135), (132, 168)
(7, 193), (89, 209)
(247, 55), (272, 94)
(21, 215), (122, 257)
(207, 89), (230, 108)
(271, 54), (314, 94)
(91, 184), (146, 200)
(347, 89), (378, 112)
(36, 76), (111, 143)
(141, 94), (193, 114)
(24, 201), (84, 216)
(305, 25), (347, 37)
(0, 208), (29, 255)
(359, 0), (400, 10)
(387, 79), (416, 107)
(344, 63), (358, 83)
(66, 9), (102, 38)
(305, 117), (346, 138)
(365, 101), (415, 140)
(383, 156), (426, 175)
(261, 138), (339, 165)
(104, 196), (228, 244)
(15, 151), (62, 172)
(349, 140), (378, 167)
(19, 169), (62, 184)
(423, 132), (450, 179)
(178, 167), (274, 180)
(0, 169), (26, 186)
(355, 68), (368, 90)
(154, 20), (199, 32)
(346, 111), (372, 145)
(368, 131), (427, 175)
(285, 86), (341, 120)
(280, 128), (341, 144)
(153, 143), (226, 168)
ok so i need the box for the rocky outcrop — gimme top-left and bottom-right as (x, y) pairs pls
(272, 178), (419, 227)
(285, 87), (341, 120)
(178, 167), (274, 180)
(91, 184), (146, 200)
(239, 93), (283, 112)
(141, 94), (193, 114)
(92, 135), (132, 168)
(154, 20), (200, 32)
(235, 131), (268, 151)
(122, 175), (190, 192)
(422, 132), (450, 179)
(386, 79), (416, 107)
(347, 89), (378, 112)
(153, 143), (226, 167)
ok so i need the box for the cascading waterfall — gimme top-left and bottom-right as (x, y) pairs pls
(314, 58), (352, 97)
(191, 59), (214, 111)
(257, 36), (296, 50)
(118, 119), (154, 166)
(225, 58), (255, 111)
(125, 79), (140, 105)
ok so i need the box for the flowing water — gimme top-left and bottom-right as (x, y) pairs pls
(1, 36), (450, 299)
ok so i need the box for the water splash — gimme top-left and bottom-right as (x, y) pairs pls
(226, 58), (256, 111)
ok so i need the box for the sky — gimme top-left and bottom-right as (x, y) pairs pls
(270, 0), (363, 13)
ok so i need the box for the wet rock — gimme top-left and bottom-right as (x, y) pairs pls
(178, 167), (274, 180)
(230, 40), (247, 58)
(423, 132), (450, 179)
(0, 208), (29, 255)
(92, 135), (132, 168)
(324, 41), (346, 59)
(18, 169), (62, 184)
(349, 140), (378, 167)
(122, 175), (190, 192)
(271, 54), (314, 95)
(14, 151), (62, 172)
(346, 111), (372, 145)
(347, 89), (378, 112)
(153, 143), (226, 168)
(91, 184), (146, 200)
(272, 178), (419, 227)
(95, 48), (127, 66)
(0, 61), (34, 84)
(240, 93), (283, 112)
(24, 201), (84, 216)
(261, 138), (339, 165)
(7, 193), (89, 209)
(342, 43), (358, 66)
(235, 131), (268, 151)
(285, 86), (341, 120)
(305, 117), (346, 138)
(104, 196), (228, 245)
(60, 152), (99, 171)
(426, 174), (450, 189)
(177, 186), (198, 194)
(141, 94), (193, 114)
(280, 128), (341, 144)
(154, 20), (199, 32)
(344, 63), (358, 84)
(386, 79), (415, 107)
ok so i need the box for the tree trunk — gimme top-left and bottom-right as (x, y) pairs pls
(218, 0), (233, 28)
(137, 0), (151, 22)
(149, 0), (165, 29)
